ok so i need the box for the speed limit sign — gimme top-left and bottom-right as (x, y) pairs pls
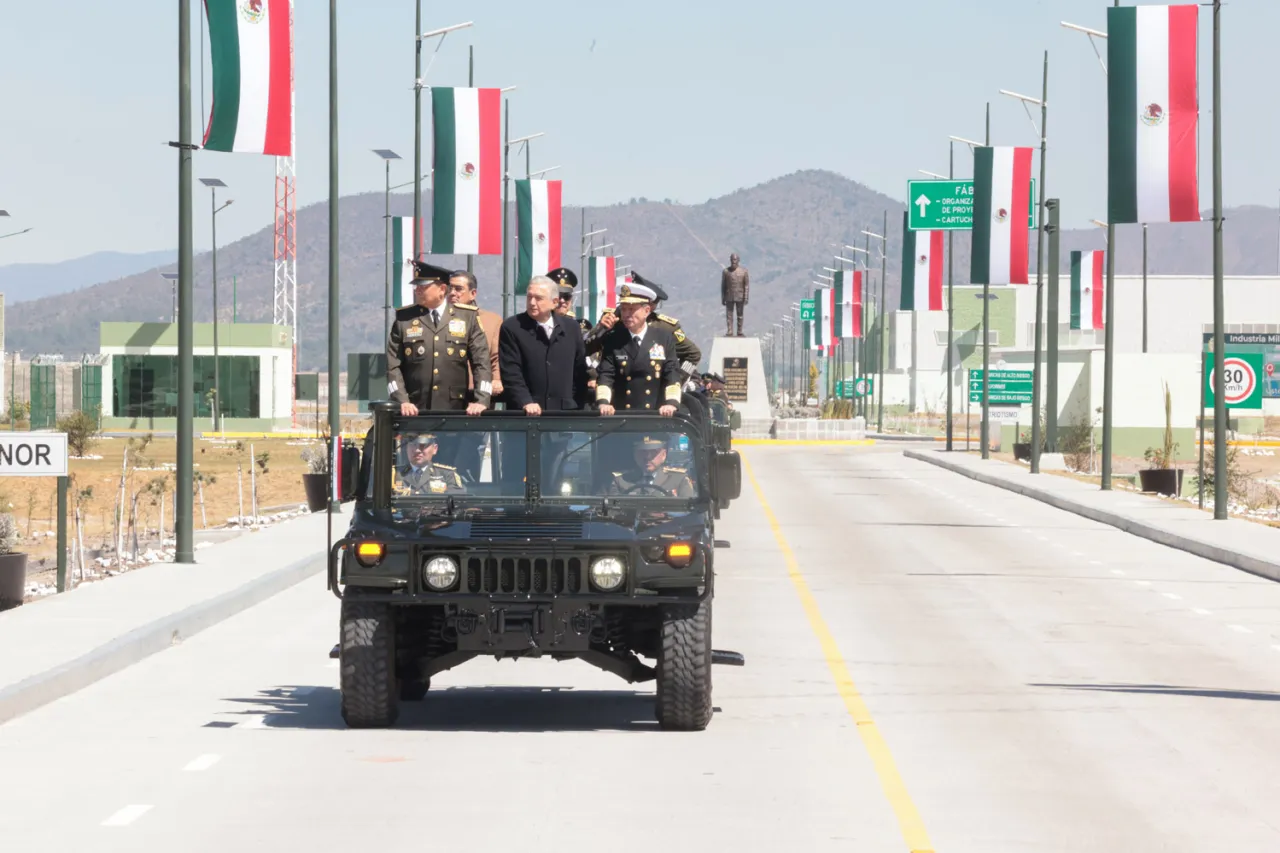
(1204, 352), (1264, 409)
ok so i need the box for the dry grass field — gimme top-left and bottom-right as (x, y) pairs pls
(10, 432), (333, 594)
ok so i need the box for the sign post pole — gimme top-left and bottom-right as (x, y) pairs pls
(56, 475), (67, 593)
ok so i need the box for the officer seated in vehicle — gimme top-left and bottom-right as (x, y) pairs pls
(605, 435), (694, 498)
(394, 432), (467, 496)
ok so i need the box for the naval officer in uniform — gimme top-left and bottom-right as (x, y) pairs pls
(594, 281), (682, 416)
(386, 260), (492, 415)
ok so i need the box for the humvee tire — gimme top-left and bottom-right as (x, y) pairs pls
(339, 594), (399, 727)
(656, 600), (713, 731)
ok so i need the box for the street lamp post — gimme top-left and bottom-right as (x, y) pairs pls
(199, 178), (231, 434)
(861, 222), (888, 433)
(175, 0), (194, 563)
(372, 149), (401, 335)
(415, 18), (474, 265)
(1000, 53), (1050, 473)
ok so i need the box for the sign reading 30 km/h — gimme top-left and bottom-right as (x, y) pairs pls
(907, 179), (1037, 232)
(1204, 352), (1264, 409)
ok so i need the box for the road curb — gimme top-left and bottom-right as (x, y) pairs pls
(0, 554), (325, 727)
(903, 449), (1280, 585)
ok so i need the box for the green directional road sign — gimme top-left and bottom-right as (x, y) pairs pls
(799, 299), (815, 322)
(907, 179), (1037, 232)
(968, 369), (1033, 405)
(1204, 352), (1264, 409)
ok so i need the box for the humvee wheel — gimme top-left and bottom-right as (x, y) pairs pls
(655, 599), (713, 731)
(339, 594), (399, 728)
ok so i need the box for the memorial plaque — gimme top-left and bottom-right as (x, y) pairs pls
(723, 357), (749, 402)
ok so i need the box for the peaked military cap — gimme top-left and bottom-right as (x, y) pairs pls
(616, 281), (657, 304)
(411, 260), (452, 284)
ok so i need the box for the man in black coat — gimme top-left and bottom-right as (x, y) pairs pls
(498, 275), (590, 414)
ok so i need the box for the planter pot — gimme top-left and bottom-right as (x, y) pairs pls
(302, 473), (329, 513)
(1013, 442), (1032, 462)
(1138, 468), (1184, 497)
(0, 553), (28, 610)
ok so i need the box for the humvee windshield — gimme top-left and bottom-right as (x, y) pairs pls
(387, 419), (699, 502)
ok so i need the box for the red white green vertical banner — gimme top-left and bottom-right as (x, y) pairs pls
(431, 87), (502, 255)
(1070, 250), (1105, 332)
(813, 288), (835, 355)
(202, 0), (294, 156)
(515, 179), (563, 296)
(391, 217), (426, 307)
(1107, 4), (1201, 224)
(900, 212), (944, 311)
(970, 146), (1034, 285)
(586, 256), (616, 324)
(834, 270), (862, 339)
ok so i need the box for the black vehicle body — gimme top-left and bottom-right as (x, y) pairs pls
(327, 397), (742, 730)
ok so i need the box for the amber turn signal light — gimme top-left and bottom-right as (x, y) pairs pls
(666, 542), (694, 568)
(355, 541), (385, 566)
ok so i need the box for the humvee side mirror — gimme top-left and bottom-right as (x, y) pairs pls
(730, 410), (742, 430)
(715, 450), (741, 502)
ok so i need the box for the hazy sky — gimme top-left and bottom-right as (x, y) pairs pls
(2, 0), (1277, 265)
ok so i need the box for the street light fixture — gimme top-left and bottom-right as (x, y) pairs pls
(373, 149), (402, 334)
(1061, 21), (1108, 74)
(529, 165), (561, 177)
(918, 169), (947, 179)
(161, 272), (180, 322)
(199, 177), (230, 435)
(948, 135), (984, 149)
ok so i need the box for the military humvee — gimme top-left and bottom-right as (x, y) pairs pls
(327, 399), (743, 731)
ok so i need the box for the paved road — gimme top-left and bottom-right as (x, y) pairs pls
(5, 446), (1280, 851)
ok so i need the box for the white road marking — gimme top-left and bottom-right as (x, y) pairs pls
(1162, 592), (1183, 601)
(1072, 552), (1085, 557)
(183, 754), (221, 772)
(290, 686), (317, 697)
(1090, 560), (1103, 566)
(1193, 608), (1212, 616)
(1134, 580), (1151, 587)
(102, 805), (152, 826)
(1229, 625), (1253, 634)
(238, 715), (271, 729)
(1111, 569), (1126, 576)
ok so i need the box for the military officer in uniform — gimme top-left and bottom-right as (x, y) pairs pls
(605, 435), (695, 497)
(395, 432), (467, 495)
(629, 271), (702, 368)
(547, 267), (593, 335)
(594, 281), (683, 416)
(386, 260), (492, 415)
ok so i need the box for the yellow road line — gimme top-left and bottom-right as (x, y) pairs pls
(732, 439), (877, 446)
(742, 452), (936, 853)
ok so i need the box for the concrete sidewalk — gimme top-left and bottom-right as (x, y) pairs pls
(904, 449), (1280, 584)
(0, 508), (338, 725)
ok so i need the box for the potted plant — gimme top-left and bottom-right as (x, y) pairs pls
(300, 444), (330, 513)
(0, 511), (27, 610)
(1139, 382), (1183, 496)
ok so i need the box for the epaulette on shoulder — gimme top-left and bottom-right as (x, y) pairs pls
(434, 462), (457, 470)
(396, 304), (423, 320)
(657, 313), (679, 324)
(452, 302), (478, 311)
(664, 466), (687, 474)
(611, 471), (624, 477)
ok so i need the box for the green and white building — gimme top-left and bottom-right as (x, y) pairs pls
(99, 322), (294, 432)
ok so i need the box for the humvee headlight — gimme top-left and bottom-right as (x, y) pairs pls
(355, 541), (385, 566)
(423, 556), (459, 591)
(589, 556), (626, 591)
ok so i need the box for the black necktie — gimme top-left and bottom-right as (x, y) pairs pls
(431, 309), (440, 326)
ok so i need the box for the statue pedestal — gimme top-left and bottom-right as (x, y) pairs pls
(706, 336), (771, 420)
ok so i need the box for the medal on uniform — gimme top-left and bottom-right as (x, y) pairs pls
(429, 479), (446, 493)
(649, 344), (666, 360)
(447, 347), (455, 356)
(417, 345), (425, 355)
(448, 318), (466, 337)
(404, 346), (412, 356)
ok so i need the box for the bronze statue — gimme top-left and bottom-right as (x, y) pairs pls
(720, 253), (749, 337)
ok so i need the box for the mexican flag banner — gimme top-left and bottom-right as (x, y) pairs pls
(834, 270), (861, 339)
(203, 0), (294, 156)
(1070, 250), (1105, 332)
(814, 288), (835, 355)
(515, 179), (563, 296)
(586, 256), (616, 324)
(390, 217), (427, 308)
(970, 146), (1033, 285)
(1107, 4), (1201, 224)
(900, 212), (944, 311)
(431, 87), (502, 255)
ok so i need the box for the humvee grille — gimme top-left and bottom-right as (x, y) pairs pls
(468, 515), (584, 541)
(464, 556), (588, 594)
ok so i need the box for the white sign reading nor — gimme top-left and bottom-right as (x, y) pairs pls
(0, 433), (69, 477)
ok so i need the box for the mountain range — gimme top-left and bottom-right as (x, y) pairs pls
(5, 169), (1278, 370)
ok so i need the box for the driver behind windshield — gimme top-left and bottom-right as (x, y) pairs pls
(605, 436), (694, 498)
(395, 432), (467, 496)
